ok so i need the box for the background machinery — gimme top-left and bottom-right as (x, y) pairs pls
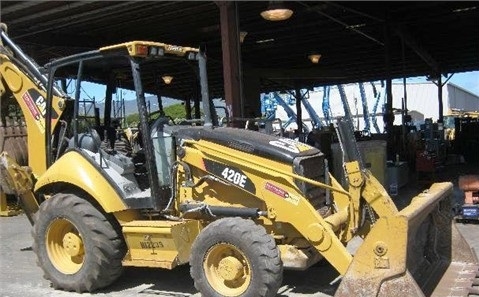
(0, 23), (477, 297)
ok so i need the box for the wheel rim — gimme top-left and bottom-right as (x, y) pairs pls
(204, 243), (251, 296)
(46, 218), (85, 274)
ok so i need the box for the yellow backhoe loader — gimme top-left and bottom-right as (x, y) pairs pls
(0, 23), (477, 297)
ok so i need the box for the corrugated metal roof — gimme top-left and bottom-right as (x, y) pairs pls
(1, 1), (478, 101)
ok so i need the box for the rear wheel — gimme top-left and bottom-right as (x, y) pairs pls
(32, 193), (125, 292)
(190, 217), (283, 297)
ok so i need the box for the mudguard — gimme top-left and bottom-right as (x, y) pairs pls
(34, 150), (127, 213)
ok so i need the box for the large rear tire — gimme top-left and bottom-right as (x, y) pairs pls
(190, 217), (283, 297)
(32, 193), (125, 292)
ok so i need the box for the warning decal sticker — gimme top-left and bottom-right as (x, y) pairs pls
(21, 89), (59, 133)
(22, 91), (42, 121)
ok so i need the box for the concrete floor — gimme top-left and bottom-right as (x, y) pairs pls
(0, 163), (478, 297)
(0, 213), (339, 297)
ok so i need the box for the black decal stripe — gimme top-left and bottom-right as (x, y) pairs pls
(28, 89), (59, 119)
(203, 158), (256, 194)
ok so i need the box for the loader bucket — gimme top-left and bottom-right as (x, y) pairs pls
(335, 182), (478, 297)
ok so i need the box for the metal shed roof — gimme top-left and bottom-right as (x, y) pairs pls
(1, 1), (478, 100)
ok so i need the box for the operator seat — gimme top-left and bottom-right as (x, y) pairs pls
(68, 129), (102, 153)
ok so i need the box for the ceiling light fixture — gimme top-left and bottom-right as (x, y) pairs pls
(308, 54), (322, 64)
(162, 75), (173, 84)
(240, 31), (248, 43)
(260, 1), (293, 22)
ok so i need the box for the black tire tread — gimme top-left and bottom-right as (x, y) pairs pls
(32, 193), (125, 292)
(190, 217), (283, 297)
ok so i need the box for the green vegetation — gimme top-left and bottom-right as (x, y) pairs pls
(164, 103), (188, 119)
(125, 103), (193, 127)
(125, 113), (140, 126)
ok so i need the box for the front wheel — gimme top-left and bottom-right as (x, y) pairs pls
(190, 217), (283, 297)
(32, 193), (125, 292)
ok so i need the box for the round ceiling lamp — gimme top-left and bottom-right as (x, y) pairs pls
(308, 54), (322, 64)
(240, 31), (248, 43)
(162, 75), (173, 84)
(260, 2), (293, 21)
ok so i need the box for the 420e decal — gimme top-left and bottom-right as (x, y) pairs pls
(203, 159), (256, 194)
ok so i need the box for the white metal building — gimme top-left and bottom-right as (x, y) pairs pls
(273, 81), (479, 132)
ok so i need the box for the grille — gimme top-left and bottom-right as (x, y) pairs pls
(293, 153), (329, 216)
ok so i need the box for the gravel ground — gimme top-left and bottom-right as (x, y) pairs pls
(1, 213), (477, 297)
(0, 214), (337, 297)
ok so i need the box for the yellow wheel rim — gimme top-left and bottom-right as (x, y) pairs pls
(46, 218), (84, 274)
(204, 243), (251, 296)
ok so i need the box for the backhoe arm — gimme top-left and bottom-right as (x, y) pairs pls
(1, 23), (67, 176)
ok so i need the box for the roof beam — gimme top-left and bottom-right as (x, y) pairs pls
(13, 2), (142, 39)
(393, 25), (440, 74)
(254, 67), (347, 81)
(0, 2), (42, 15)
(299, 2), (384, 46)
(324, 1), (385, 22)
(8, 2), (95, 25)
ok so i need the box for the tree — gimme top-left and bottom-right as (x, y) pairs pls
(125, 113), (139, 126)
(124, 103), (191, 127)
(164, 103), (188, 119)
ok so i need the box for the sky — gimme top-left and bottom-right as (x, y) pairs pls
(406, 70), (479, 96)
(78, 70), (479, 103)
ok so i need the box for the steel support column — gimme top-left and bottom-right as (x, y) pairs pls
(394, 26), (440, 75)
(437, 74), (443, 123)
(401, 39), (408, 157)
(384, 23), (395, 160)
(432, 74), (453, 125)
(295, 84), (303, 138)
(104, 80), (114, 130)
(194, 92), (201, 119)
(193, 74), (201, 119)
(218, 1), (243, 121)
(242, 68), (261, 117)
(185, 97), (192, 120)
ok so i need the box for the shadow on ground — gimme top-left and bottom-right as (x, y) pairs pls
(93, 260), (340, 297)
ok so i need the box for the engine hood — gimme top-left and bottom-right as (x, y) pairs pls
(174, 126), (321, 164)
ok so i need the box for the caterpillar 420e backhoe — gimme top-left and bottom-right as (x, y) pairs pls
(0, 23), (477, 297)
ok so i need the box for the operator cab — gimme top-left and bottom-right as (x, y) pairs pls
(43, 41), (205, 210)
